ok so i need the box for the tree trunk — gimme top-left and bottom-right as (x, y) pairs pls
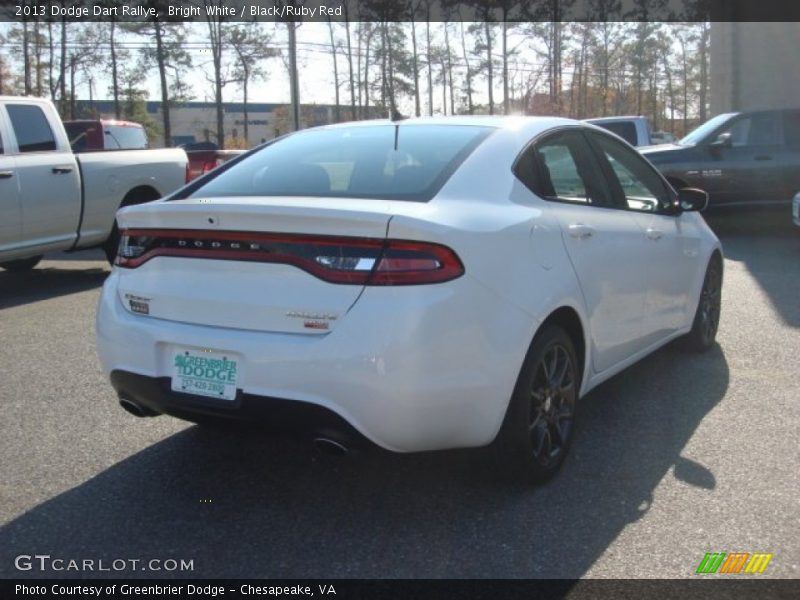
(48, 21), (55, 101)
(380, 23), (387, 111)
(460, 21), (473, 114)
(344, 11), (356, 120)
(699, 23), (709, 121)
(363, 30), (371, 116)
(22, 20), (31, 94)
(502, 15), (509, 114)
(681, 39), (688, 134)
(288, 22), (300, 131)
(444, 24), (455, 115)
(328, 19), (341, 122)
(485, 20), (494, 115)
(154, 22), (172, 147)
(110, 21), (120, 119)
(386, 23), (398, 116)
(69, 57), (75, 119)
(60, 18), (67, 115)
(410, 15), (421, 117)
(425, 13), (433, 116)
(243, 65), (249, 145)
(441, 60), (447, 116)
(34, 20), (43, 96)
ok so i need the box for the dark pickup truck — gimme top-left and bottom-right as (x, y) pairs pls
(640, 108), (800, 208)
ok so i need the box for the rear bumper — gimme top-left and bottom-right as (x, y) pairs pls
(96, 270), (536, 453)
(110, 370), (369, 445)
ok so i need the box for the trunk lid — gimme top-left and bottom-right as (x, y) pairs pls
(114, 196), (394, 334)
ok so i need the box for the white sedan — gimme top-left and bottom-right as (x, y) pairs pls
(96, 116), (723, 483)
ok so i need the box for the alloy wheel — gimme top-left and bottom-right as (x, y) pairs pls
(528, 343), (576, 468)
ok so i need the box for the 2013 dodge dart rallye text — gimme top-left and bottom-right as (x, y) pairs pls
(0, 96), (188, 271)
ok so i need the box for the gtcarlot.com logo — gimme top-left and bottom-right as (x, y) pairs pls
(14, 554), (194, 573)
(696, 552), (773, 574)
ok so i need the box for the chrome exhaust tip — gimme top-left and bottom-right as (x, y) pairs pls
(312, 436), (350, 456)
(119, 397), (150, 417)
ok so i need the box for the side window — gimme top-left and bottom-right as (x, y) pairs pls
(722, 112), (779, 147)
(515, 130), (610, 206)
(589, 132), (673, 213)
(783, 111), (800, 148)
(6, 104), (57, 153)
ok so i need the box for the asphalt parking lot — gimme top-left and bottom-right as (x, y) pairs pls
(0, 210), (798, 579)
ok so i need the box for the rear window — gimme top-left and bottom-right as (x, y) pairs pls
(188, 124), (493, 202)
(105, 125), (148, 150)
(594, 121), (638, 146)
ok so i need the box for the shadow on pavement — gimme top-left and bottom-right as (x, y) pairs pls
(0, 267), (109, 310)
(704, 208), (800, 328)
(0, 340), (729, 579)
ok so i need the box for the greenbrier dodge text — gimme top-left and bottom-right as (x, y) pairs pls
(16, 584), (338, 596)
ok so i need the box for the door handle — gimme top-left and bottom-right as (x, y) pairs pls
(52, 165), (73, 174)
(754, 155), (772, 161)
(0, 170), (13, 179)
(646, 227), (663, 240)
(568, 223), (595, 240)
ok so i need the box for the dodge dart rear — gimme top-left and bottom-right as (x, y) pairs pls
(96, 117), (722, 482)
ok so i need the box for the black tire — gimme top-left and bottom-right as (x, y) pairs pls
(684, 256), (723, 352)
(492, 324), (580, 484)
(0, 255), (42, 272)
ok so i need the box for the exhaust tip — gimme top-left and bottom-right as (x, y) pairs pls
(313, 436), (349, 456)
(119, 397), (149, 418)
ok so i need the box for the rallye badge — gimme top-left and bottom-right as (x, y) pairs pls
(124, 293), (151, 315)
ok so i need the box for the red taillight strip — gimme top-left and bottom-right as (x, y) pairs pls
(115, 229), (464, 286)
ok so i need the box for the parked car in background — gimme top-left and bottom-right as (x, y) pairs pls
(64, 119), (148, 152)
(97, 116), (722, 484)
(641, 108), (800, 208)
(181, 141), (245, 181)
(0, 97), (188, 270)
(583, 116), (653, 146)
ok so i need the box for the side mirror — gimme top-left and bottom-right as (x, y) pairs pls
(709, 132), (732, 150)
(677, 187), (709, 212)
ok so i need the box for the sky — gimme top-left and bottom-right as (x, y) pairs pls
(0, 20), (563, 116)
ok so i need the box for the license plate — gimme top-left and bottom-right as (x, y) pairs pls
(171, 347), (238, 401)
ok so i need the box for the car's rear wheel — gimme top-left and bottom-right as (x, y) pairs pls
(0, 255), (42, 272)
(493, 324), (579, 484)
(685, 256), (722, 352)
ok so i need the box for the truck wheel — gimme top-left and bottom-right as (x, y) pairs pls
(1, 255), (43, 272)
(103, 223), (121, 264)
(103, 187), (161, 265)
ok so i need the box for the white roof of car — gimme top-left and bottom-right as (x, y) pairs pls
(316, 115), (582, 137)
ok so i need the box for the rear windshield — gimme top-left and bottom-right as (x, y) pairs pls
(105, 125), (148, 150)
(595, 121), (638, 146)
(188, 124), (493, 202)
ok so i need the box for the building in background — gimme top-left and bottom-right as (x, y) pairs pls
(710, 22), (800, 114)
(74, 100), (383, 148)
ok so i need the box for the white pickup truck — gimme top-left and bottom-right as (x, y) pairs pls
(0, 96), (188, 270)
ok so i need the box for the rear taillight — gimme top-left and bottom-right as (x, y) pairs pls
(115, 229), (463, 285)
(184, 162), (191, 183)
